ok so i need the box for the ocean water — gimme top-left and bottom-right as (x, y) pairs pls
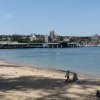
(0, 47), (100, 76)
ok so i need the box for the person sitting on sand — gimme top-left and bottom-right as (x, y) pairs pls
(96, 90), (100, 98)
(72, 73), (80, 83)
(65, 70), (70, 82)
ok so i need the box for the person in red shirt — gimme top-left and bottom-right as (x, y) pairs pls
(65, 70), (70, 83)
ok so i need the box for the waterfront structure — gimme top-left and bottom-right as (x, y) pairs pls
(0, 32), (100, 47)
(0, 41), (79, 49)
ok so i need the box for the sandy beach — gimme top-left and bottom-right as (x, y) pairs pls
(0, 61), (100, 100)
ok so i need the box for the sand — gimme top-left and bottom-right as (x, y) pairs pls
(0, 61), (100, 100)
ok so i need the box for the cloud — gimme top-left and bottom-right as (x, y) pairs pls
(4, 13), (13, 19)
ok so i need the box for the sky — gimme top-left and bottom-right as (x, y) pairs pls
(0, 0), (100, 36)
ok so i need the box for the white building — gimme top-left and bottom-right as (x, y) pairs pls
(30, 33), (36, 41)
(45, 35), (48, 43)
(0, 41), (19, 44)
(63, 37), (70, 42)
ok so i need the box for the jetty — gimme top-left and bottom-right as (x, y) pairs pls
(0, 41), (80, 49)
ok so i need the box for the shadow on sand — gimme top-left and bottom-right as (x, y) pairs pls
(0, 75), (99, 100)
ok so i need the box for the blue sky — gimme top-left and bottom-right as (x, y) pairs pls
(0, 0), (100, 36)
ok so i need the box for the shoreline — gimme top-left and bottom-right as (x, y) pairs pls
(2, 58), (100, 78)
(0, 60), (100, 100)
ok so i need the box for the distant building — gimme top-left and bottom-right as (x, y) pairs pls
(49, 30), (57, 42)
(91, 34), (100, 41)
(45, 35), (48, 43)
(0, 41), (18, 44)
(35, 34), (45, 42)
(7, 37), (11, 41)
(30, 33), (36, 41)
(63, 37), (70, 42)
(1, 37), (7, 41)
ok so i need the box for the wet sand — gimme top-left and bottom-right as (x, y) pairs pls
(0, 61), (100, 100)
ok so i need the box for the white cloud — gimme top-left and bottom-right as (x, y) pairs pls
(4, 13), (13, 19)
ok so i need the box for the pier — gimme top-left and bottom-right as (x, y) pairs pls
(0, 41), (80, 49)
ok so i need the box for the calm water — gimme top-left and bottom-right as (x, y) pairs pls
(0, 47), (100, 76)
